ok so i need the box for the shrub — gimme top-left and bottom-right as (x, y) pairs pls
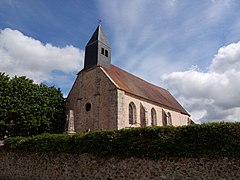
(4, 122), (240, 159)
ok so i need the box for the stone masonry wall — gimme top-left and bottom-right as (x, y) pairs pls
(66, 65), (189, 132)
(117, 93), (189, 129)
(66, 66), (118, 132)
(1, 147), (240, 180)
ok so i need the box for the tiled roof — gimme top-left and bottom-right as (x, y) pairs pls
(102, 65), (190, 116)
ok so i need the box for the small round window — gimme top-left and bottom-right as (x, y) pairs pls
(85, 103), (91, 112)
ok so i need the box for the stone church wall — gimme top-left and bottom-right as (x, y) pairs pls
(0, 148), (239, 180)
(66, 66), (118, 132)
(162, 107), (189, 126)
(67, 66), (189, 132)
(118, 93), (189, 129)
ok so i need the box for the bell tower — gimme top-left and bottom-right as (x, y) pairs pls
(84, 24), (111, 69)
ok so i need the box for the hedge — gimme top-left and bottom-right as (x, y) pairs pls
(4, 122), (240, 159)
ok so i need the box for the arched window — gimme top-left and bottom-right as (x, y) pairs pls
(167, 112), (172, 126)
(129, 102), (136, 125)
(162, 110), (167, 126)
(140, 103), (147, 127)
(151, 108), (157, 126)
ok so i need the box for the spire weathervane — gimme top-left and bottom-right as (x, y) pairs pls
(98, 19), (102, 25)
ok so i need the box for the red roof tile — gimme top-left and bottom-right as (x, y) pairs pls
(102, 65), (190, 116)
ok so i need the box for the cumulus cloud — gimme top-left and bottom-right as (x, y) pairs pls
(0, 28), (84, 83)
(210, 42), (240, 73)
(162, 41), (240, 123)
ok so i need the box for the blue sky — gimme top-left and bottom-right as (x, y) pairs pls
(1, 0), (240, 123)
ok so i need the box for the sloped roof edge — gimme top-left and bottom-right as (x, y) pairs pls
(102, 65), (190, 116)
(86, 24), (110, 47)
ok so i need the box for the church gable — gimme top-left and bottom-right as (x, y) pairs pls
(66, 66), (119, 132)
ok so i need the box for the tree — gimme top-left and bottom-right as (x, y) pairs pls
(0, 72), (66, 139)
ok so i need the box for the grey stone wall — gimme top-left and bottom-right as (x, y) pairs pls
(1, 148), (240, 180)
(66, 66), (118, 133)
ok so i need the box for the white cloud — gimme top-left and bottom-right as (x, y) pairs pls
(0, 28), (84, 83)
(162, 41), (240, 123)
(210, 42), (240, 73)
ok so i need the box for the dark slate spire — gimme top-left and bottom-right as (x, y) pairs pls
(84, 24), (111, 69)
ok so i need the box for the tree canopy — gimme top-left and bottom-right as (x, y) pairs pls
(0, 72), (66, 139)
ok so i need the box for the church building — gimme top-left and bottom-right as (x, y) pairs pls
(66, 25), (190, 133)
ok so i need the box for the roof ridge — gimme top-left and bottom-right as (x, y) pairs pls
(110, 65), (168, 92)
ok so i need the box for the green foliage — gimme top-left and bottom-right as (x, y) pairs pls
(0, 72), (66, 139)
(4, 122), (240, 159)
